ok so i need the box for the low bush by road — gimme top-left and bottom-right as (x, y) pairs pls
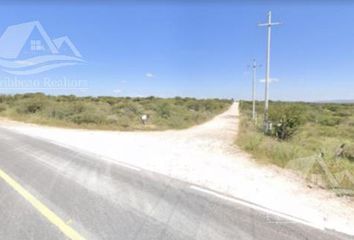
(0, 93), (232, 130)
(237, 101), (354, 195)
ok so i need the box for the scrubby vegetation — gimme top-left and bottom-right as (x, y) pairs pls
(0, 93), (231, 131)
(237, 101), (354, 196)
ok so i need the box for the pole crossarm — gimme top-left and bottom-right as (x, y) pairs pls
(258, 22), (281, 27)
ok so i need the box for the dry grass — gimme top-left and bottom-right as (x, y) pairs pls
(0, 93), (232, 131)
(237, 101), (354, 196)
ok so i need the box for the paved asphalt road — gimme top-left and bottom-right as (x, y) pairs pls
(0, 127), (352, 240)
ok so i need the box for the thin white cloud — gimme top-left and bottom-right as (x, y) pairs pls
(113, 88), (122, 94)
(259, 78), (279, 83)
(145, 72), (155, 78)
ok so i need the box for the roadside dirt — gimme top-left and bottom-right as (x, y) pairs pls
(1, 102), (354, 236)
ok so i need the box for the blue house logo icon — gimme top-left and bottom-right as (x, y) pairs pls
(0, 21), (84, 75)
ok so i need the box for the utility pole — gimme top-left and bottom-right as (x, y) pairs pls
(250, 59), (261, 122)
(258, 11), (280, 132)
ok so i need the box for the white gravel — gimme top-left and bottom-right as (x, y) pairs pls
(1, 102), (354, 236)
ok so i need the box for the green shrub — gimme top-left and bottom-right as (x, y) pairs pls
(237, 100), (354, 194)
(0, 103), (6, 112)
(318, 115), (341, 126)
(344, 145), (354, 161)
(17, 98), (47, 114)
(0, 93), (231, 130)
(156, 102), (171, 119)
(70, 113), (104, 125)
(269, 105), (303, 140)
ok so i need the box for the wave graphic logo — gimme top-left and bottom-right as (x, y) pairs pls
(0, 21), (84, 75)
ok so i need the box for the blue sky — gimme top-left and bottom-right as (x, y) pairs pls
(0, 1), (353, 101)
